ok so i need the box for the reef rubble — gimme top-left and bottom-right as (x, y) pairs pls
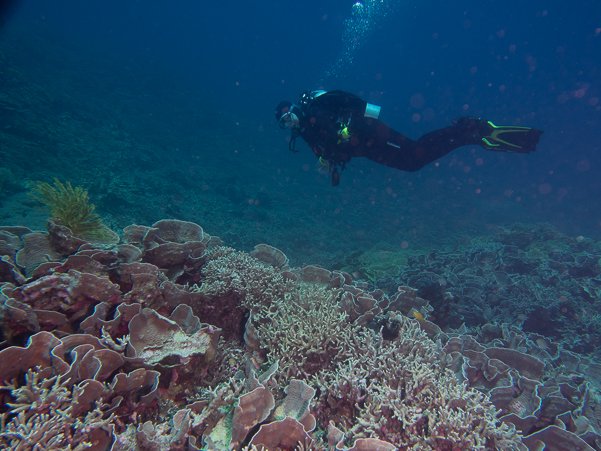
(0, 219), (599, 450)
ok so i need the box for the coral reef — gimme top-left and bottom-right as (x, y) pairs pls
(338, 248), (412, 282)
(1, 218), (599, 451)
(395, 223), (601, 355)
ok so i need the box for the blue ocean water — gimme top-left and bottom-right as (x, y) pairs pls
(0, 0), (599, 262)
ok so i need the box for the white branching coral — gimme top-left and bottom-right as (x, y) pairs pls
(0, 370), (114, 451)
(313, 316), (525, 451)
(257, 284), (361, 379)
(196, 246), (290, 310)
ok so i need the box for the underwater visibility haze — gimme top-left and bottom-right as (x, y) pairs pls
(1, 0), (601, 450)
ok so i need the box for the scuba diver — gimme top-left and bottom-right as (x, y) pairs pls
(275, 90), (543, 186)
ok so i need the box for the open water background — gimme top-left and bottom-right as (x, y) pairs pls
(0, 0), (600, 266)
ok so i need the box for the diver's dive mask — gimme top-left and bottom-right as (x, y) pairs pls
(278, 109), (300, 130)
(275, 101), (301, 152)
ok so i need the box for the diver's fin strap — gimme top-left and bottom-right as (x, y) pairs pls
(481, 121), (532, 152)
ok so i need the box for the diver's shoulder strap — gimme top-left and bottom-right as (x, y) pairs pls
(299, 90), (327, 110)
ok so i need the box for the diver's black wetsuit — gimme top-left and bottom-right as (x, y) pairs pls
(299, 90), (482, 173)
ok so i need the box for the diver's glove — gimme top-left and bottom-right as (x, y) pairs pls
(316, 157), (330, 175)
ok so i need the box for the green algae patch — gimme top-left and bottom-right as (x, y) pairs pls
(340, 247), (421, 282)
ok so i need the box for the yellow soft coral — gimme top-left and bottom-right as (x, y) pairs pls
(29, 178), (109, 240)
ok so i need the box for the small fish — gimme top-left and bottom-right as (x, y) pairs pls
(413, 311), (425, 322)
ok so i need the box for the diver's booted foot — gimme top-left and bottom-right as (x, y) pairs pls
(452, 116), (483, 130)
(451, 116), (487, 145)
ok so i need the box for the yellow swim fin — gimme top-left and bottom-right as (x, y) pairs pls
(480, 121), (543, 154)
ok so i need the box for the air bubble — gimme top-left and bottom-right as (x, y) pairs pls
(322, 0), (400, 81)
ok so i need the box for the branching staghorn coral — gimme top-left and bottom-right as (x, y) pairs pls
(258, 284), (361, 379)
(0, 370), (114, 451)
(28, 178), (111, 240)
(313, 315), (525, 451)
(196, 246), (290, 310)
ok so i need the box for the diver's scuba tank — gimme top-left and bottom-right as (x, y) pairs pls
(299, 90), (326, 108)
